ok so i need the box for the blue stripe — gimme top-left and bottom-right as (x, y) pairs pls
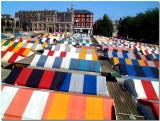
(142, 66), (155, 78)
(37, 55), (48, 67)
(52, 57), (63, 68)
(69, 58), (79, 70)
(123, 52), (128, 58)
(60, 73), (71, 92)
(119, 58), (126, 64)
(126, 65), (137, 76)
(131, 59), (139, 65)
(113, 51), (118, 57)
(79, 60), (89, 71)
(83, 75), (97, 95)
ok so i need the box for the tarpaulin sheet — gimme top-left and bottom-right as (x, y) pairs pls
(3, 67), (107, 95)
(1, 84), (115, 120)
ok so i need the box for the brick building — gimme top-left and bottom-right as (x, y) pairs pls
(74, 10), (93, 34)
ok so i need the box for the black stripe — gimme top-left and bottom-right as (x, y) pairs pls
(150, 67), (159, 78)
(119, 64), (128, 75)
(26, 69), (44, 88)
(134, 65), (145, 77)
(3, 67), (22, 84)
(50, 71), (66, 90)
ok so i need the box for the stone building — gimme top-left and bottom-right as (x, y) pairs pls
(15, 8), (74, 33)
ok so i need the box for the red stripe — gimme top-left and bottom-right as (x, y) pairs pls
(7, 46), (14, 52)
(1, 51), (8, 58)
(153, 61), (159, 67)
(17, 48), (26, 56)
(143, 60), (148, 66)
(8, 53), (19, 63)
(38, 70), (55, 89)
(15, 68), (33, 86)
(60, 52), (66, 57)
(145, 50), (149, 55)
(48, 51), (54, 56)
(141, 80), (158, 100)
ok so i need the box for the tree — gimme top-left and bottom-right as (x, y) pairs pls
(118, 8), (159, 44)
(93, 14), (113, 37)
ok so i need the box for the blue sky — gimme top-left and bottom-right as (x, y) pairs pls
(1, 1), (159, 22)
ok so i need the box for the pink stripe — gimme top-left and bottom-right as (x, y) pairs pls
(67, 95), (86, 120)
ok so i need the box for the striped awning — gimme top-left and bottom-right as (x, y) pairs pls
(125, 79), (159, 100)
(112, 57), (159, 68)
(1, 84), (115, 120)
(30, 55), (101, 72)
(3, 67), (107, 95)
(42, 50), (98, 60)
(117, 64), (159, 78)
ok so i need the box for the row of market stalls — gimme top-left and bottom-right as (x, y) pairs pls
(1, 32), (159, 120)
(1, 32), (115, 120)
(94, 35), (159, 120)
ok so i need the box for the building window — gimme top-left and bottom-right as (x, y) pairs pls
(77, 23), (80, 27)
(82, 23), (84, 27)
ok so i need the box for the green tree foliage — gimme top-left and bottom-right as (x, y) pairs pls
(93, 14), (113, 37)
(118, 8), (159, 44)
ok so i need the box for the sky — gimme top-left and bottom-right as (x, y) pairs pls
(1, 1), (159, 22)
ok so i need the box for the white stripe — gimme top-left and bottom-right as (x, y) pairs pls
(147, 61), (155, 67)
(97, 76), (108, 96)
(1, 52), (14, 62)
(22, 91), (49, 120)
(23, 39), (27, 43)
(44, 56), (55, 68)
(42, 38), (46, 42)
(59, 45), (65, 51)
(1, 86), (19, 117)
(14, 39), (19, 42)
(133, 79), (147, 99)
(54, 51), (60, 57)
(151, 81), (159, 98)
(69, 74), (84, 93)
(152, 53), (157, 59)
(86, 54), (92, 60)
(1, 46), (8, 51)
(70, 47), (76, 53)
(30, 54), (41, 66)
(26, 43), (33, 48)
(15, 56), (24, 62)
(60, 57), (71, 69)
(42, 50), (49, 56)
(51, 45), (55, 50)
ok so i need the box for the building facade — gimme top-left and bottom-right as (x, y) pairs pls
(74, 10), (93, 34)
(15, 9), (74, 33)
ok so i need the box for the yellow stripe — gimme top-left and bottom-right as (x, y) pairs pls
(47, 93), (70, 120)
(16, 42), (23, 48)
(113, 57), (119, 65)
(85, 97), (104, 120)
(138, 60), (145, 66)
(92, 54), (98, 60)
(12, 47), (20, 53)
(1, 40), (7, 46)
(8, 41), (14, 47)
(42, 42), (47, 47)
(22, 48), (30, 57)
(125, 58), (132, 65)
(35, 40), (39, 44)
